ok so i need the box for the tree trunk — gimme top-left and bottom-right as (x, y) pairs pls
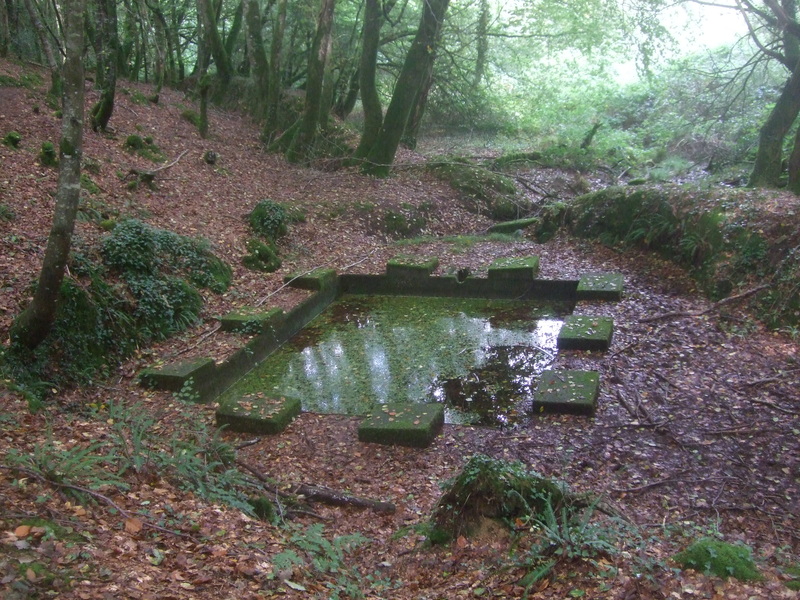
(353, 0), (383, 159)
(0, 0), (10, 57)
(10, 0), (84, 350)
(224, 0), (243, 61)
(401, 60), (434, 150)
(285, 0), (335, 163)
(90, 0), (118, 131)
(749, 58), (800, 188)
(197, 0), (232, 83)
(333, 66), (359, 120)
(788, 121), (800, 193)
(22, 0), (61, 95)
(245, 0), (269, 107)
(472, 0), (489, 88)
(363, 0), (450, 176)
(263, 0), (286, 139)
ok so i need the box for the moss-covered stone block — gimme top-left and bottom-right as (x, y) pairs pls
(219, 307), (284, 333)
(532, 370), (600, 416)
(577, 273), (624, 301)
(487, 217), (540, 235)
(557, 315), (614, 351)
(284, 268), (338, 291)
(487, 256), (539, 283)
(358, 403), (444, 448)
(216, 393), (302, 434)
(385, 256), (439, 281)
(138, 357), (216, 391)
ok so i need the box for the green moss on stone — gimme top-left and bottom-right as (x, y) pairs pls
(674, 537), (763, 582)
(532, 369), (599, 416)
(220, 307), (284, 333)
(216, 393), (301, 434)
(487, 218), (539, 235)
(488, 256), (540, 282)
(358, 402), (444, 448)
(576, 273), (624, 301)
(386, 255), (439, 281)
(139, 357), (216, 392)
(284, 267), (338, 290)
(557, 315), (613, 351)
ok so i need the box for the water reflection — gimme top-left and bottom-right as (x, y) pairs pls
(230, 296), (568, 427)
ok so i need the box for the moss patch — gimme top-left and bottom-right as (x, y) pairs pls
(674, 537), (763, 582)
(532, 369), (599, 416)
(386, 255), (439, 281)
(487, 217), (539, 235)
(576, 273), (624, 301)
(216, 393), (302, 434)
(488, 256), (540, 283)
(358, 402), (444, 448)
(557, 315), (613, 351)
(219, 307), (284, 333)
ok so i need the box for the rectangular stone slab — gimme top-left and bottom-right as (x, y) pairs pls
(557, 315), (614, 351)
(358, 403), (444, 448)
(216, 394), (301, 434)
(488, 256), (540, 282)
(576, 273), (624, 301)
(219, 307), (284, 333)
(533, 370), (599, 416)
(138, 358), (216, 392)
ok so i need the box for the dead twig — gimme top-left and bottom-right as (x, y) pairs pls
(747, 398), (800, 416)
(169, 323), (221, 358)
(640, 285), (770, 323)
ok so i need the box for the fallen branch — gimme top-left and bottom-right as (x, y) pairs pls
(747, 398), (800, 416)
(169, 323), (221, 359)
(640, 284), (770, 323)
(127, 149), (189, 186)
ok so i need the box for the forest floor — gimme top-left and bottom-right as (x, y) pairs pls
(1, 59), (799, 599)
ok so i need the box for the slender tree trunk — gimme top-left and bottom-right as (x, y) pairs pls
(197, 0), (231, 83)
(333, 66), (359, 120)
(0, 0), (10, 57)
(749, 58), (800, 188)
(224, 0), (243, 61)
(402, 61), (434, 150)
(363, 0), (450, 176)
(353, 0), (382, 158)
(90, 0), (118, 131)
(788, 122), (800, 193)
(263, 0), (286, 139)
(472, 0), (488, 88)
(23, 0), (61, 95)
(245, 0), (268, 107)
(10, 0), (84, 350)
(285, 0), (335, 163)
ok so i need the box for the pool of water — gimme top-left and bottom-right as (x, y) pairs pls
(222, 295), (569, 426)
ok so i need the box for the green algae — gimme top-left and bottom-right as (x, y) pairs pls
(218, 295), (569, 426)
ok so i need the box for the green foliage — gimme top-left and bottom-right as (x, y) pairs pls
(272, 523), (369, 597)
(126, 275), (202, 339)
(181, 109), (201, 129)
(242, 238), (281, 272)
(80, 173), (100, 195)
(248, 199), (290, 241)
(123, 134), (164, 162)
(383, 210), (426, 239)
(2, 130), (21, 148)
(0, 72), (42, 89)
(0, 202), (15, 221)
(674, 537), (763, 581)
(429, 454), (566, 543)
(39, 141), (58, 167)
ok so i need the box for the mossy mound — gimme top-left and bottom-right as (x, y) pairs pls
(216, 393), (302, 434)
(123, 135), (164, 162)
(674, 537), (763, 582)
(427, 158), (521, 220)
(2, 130), (21, 148)
(358, 403), (444, 448)
(429, 454), (567, 543)
(248, 199), (291, 241)
(242, 238), (281, 272)
(487, 217), (539, 235)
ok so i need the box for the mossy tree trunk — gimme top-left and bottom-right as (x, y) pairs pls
(352, 0), (384, 159)
(788, 121), (800, 193)
(362, 0), (450, 176)
(22, 0), (61, 96)
(749, 58), (800, 188)
(224, 0), (243, 64)
(401, 61), (434, 150)
(90, 0), (118, 131)
(245, 0), (269, 112)
(11, 0), (84, 350)
(0, 0), (10, 57)
(285, 0), (335, 163)
(197, 0), (232, 84)
(264, 0), (286, 140)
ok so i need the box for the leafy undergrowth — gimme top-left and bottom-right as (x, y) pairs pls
(1, 58), (799, 599)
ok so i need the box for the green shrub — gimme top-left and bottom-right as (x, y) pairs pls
(124, 134), (164, 162)
(2, 131), (21, 148)
(39, 141), (58, 167)
(0, 203), (15, 221)
(674, 537), (763, 581)
(181, 109), (201, 128)
(125, 134), (145, 150)
(248, 199), (289, 241)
